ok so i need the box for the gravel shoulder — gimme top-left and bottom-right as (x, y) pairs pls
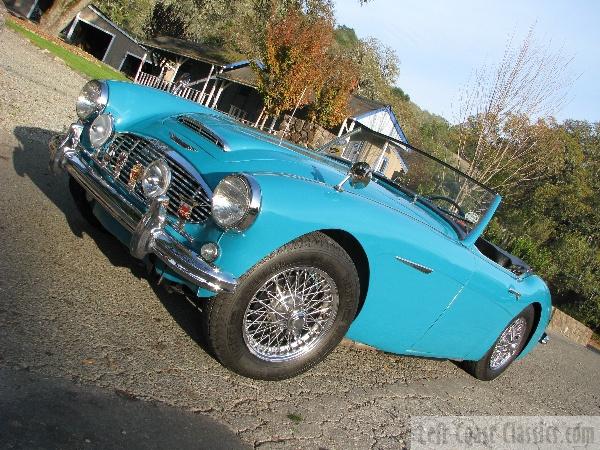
(1, 26), (599, 449)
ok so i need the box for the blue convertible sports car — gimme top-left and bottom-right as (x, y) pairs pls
(49, 80), (551, 380)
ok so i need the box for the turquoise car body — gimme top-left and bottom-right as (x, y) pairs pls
(82, 81), (551, 363)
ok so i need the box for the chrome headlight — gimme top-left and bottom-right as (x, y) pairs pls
(76, 80), (108, 121)
(89, 114), (113, 149)
(211, 174), (261, 231)
(142, 159), (172, 199)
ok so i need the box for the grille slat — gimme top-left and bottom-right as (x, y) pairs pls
(103, 133), (211, 224)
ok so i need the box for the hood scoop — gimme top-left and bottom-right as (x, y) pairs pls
(177, 115), (230, 151)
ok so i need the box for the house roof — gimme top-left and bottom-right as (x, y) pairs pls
(144, 36), (243, 66)
(217, 65), (258, 87)
(347, 95), (408, 144)
(347, 95), (387, 118)
(87, 4), (143, 46)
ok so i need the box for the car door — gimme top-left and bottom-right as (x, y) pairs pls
(346, 221), (477, 355)
(409, 247), (518, 359)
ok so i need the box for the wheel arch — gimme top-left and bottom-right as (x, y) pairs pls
(320, 229), (370, 318)
(517, 301), (544, 359)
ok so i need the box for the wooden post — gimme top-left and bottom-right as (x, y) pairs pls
(204, 71), (222, 106)
(374, 141), (388, 172)
(199, 64), (214, 104)
(254, 107), (265, 128)
(211, 81), (229, 109)
(66, 13), (80, 41)
(338, 118), (348, 136)
(134, 52), (147, 83)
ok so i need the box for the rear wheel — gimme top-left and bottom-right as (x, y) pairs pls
(203, 232), (360, 380)
(464, 304), (534, 381)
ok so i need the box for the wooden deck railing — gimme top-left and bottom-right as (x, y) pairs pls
(136, 72), (206, 104)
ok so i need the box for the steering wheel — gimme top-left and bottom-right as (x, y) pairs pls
(427, 195), (465, 218)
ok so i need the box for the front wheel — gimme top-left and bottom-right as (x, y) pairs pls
(202, 232), (360, 380)
(464, 304), (534, 381)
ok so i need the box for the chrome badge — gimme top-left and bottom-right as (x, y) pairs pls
(113, 151), (129, 177)
(177, 201), (194, 221)
(128, 163), (143, 190)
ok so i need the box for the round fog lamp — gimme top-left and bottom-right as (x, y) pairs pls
(89, 114), (113, 149)
(141, 159), (172, 199)
(200, 242), (220, 262)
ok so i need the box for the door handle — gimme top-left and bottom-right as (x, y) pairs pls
(508, 287), (521, 300)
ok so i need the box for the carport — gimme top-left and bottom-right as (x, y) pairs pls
(66, 18), (114, 62)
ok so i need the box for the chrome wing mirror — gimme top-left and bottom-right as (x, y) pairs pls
(334, 161), (373, 192)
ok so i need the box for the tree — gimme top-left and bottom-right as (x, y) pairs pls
(453, 26), (574, 197)
(348, 37), (399, 101)
(40, 0), (93, 35)
(308, 53), (358, 128)
(144, 1), (190, 39)
(254, 7), (333, 126)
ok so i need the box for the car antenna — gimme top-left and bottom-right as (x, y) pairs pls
(279, 86), (307, 146)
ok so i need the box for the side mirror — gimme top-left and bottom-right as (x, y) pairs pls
(334, 161), (373, 191)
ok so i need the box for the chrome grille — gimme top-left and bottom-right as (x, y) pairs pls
(102, 133), (211, 223)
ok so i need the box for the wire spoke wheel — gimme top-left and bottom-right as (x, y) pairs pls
(489, 316), (527, 370)
(243, 266), (340, 362)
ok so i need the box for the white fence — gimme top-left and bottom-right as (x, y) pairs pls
(136, 72), (207, 104)
(135, 72), (277, 132)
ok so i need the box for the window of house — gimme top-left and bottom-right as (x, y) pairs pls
(342, 140), (365, 162)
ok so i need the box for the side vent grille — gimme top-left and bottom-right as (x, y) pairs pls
(177, 116), (227, 150)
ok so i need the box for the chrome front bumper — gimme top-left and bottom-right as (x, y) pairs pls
(49, 126), (238, 293)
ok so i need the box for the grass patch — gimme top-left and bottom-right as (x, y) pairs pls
(287, 413), (303, 423)
(6, 18), (128, 81)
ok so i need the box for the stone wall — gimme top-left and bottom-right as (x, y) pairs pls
(548, 307), (594, 346)
(276, 114), (336, 149)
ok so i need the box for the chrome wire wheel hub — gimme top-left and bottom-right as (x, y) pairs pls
(243, 266), (339, 362)
(489, 316), (527, 370)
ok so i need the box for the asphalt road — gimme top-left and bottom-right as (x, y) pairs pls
(1, 25), (599, 449)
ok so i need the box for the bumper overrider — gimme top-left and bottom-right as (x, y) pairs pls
(48, 124), (238, 293)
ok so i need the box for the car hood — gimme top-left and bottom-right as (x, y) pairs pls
(129, 112), (455, 237)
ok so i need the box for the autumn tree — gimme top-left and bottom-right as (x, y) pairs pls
(308, 54), (358, 128)
(254, 7), (333, 128)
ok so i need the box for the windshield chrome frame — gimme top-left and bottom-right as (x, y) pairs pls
(317, 127), (501, 244)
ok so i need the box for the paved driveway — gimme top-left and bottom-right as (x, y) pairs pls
(1, 26), (599, 449)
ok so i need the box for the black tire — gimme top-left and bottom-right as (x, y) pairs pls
(202, 232), (360, 380)
(463, 304), (534, 381)
(68, 176), (105, 231)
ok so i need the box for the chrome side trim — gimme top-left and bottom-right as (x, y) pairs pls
(395, 256), (433, 274)
(508, 287), (522, 300)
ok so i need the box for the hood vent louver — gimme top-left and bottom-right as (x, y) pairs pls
(177, 115), (229, 151)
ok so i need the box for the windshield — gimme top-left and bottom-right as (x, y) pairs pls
(317, 128), (499, 237)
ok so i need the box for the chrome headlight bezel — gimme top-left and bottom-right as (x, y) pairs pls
(89, 113), (114, 149)
(141, 159), (172, 199)
(211, 174), (261, 231)
(76, 80), (108, 121)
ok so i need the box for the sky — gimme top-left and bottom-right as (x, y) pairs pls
(333, 0), (599, 123)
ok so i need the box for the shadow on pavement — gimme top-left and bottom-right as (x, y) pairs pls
(11, 125), (218, 361)
(0, 366), (249, 449)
